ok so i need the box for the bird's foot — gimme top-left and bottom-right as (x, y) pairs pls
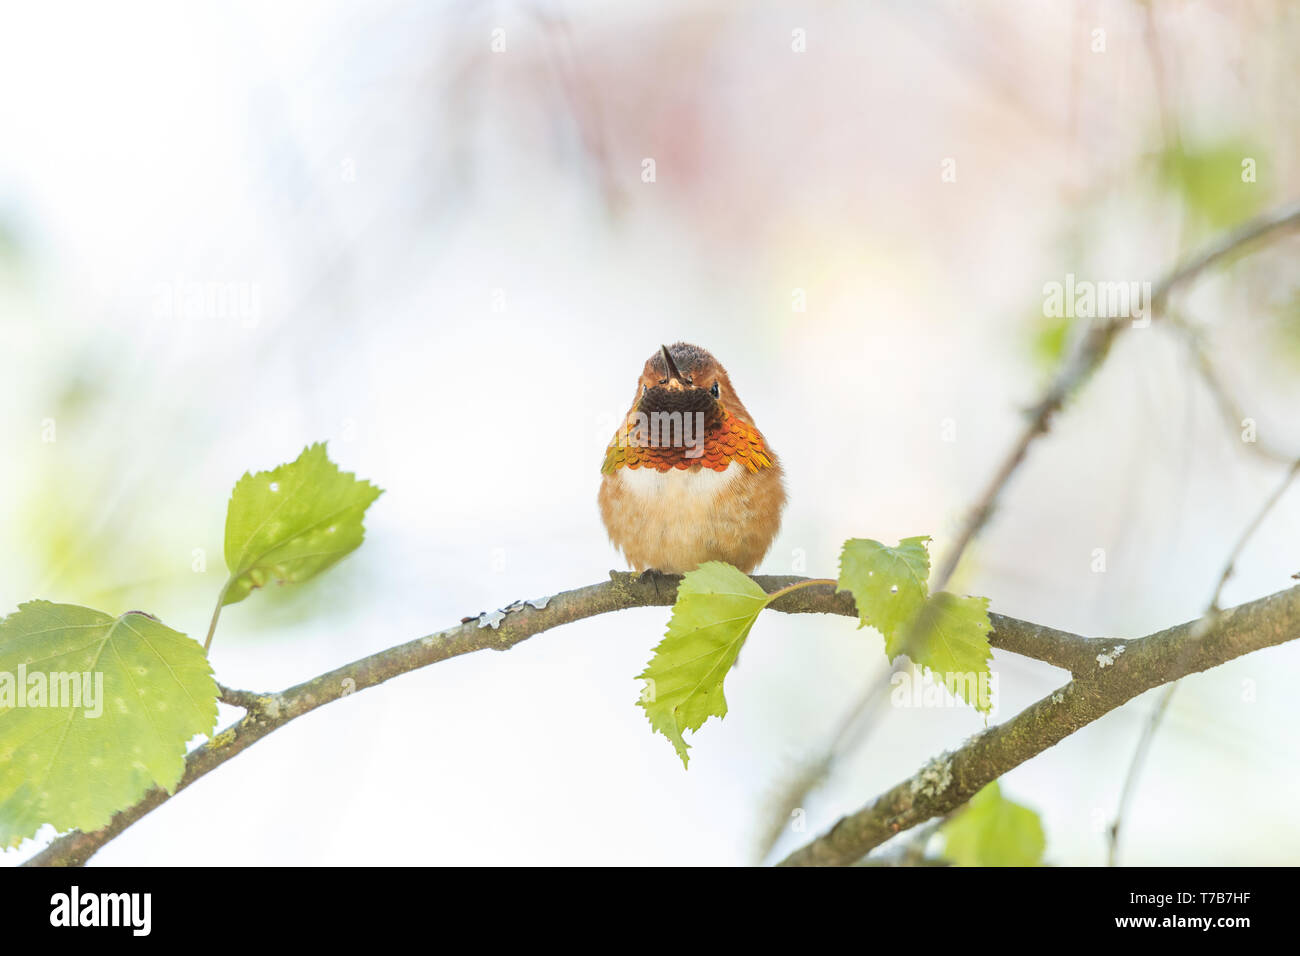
(608, 568), (681, 602)
(637, 567), (680, 603)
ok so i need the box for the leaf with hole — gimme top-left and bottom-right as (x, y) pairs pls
(838, 536), (993, 712)
(836, 536), (932, 639)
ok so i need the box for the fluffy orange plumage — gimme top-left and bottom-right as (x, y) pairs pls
(599, 343), (786, 573)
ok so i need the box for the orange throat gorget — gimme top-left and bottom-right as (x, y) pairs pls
(601, 406), (774, 475)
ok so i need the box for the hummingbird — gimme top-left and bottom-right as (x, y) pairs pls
(599, 342), (786, 574)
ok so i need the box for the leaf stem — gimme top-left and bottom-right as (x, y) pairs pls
(203, 580), (231, 653)
(761, 578), (836, 607)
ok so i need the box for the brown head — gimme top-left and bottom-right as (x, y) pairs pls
(603, 342), (775, 475)
(631, 342), (757, 426)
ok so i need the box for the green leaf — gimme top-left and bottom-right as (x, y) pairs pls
(940, 781), (1046, 866)
(907, 592), (994, 711)
(637, 563), (770, 768)
(838, 537), (993, 712)
(836, 537), (931, 639)
(0, 602), (217, 847)
(222, 443), (383, 607)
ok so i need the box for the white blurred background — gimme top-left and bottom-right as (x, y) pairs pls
(2, 0), (1299, 865)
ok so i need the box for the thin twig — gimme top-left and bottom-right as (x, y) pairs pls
(779, 582), (1300, 866)
(1170, 315), (1296, 465)
(756, 199), (1300, 861)
(216, 683), (270, 711)
(937, 198), (1300, 591)
(1210, 459), (1300, 612)
(1108, 681), (1177, 867)
(1107, 456), (1300, 865)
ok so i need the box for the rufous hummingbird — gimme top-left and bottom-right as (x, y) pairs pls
(599, 342), (786, 574)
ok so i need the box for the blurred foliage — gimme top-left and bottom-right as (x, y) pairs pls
(1030, 310), (1072, 372)
(14, 373), (189, 615)
(1026, 136), (1274, 373)
(0, 216), (22, 264)
(1269, 291), (1300, 371)
(1156, 138), (1269, 233)
(939, 780), (1046, 867)
(18, 470), (197, 617)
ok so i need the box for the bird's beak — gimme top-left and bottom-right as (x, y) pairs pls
(660, 344), (685, 384)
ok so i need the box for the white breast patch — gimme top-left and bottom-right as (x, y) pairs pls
(617, 459), (744, 509)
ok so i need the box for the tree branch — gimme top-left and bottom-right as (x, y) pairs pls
(23, 568), (1296, 866)
(777, 582), (1300, 866)
(933, 197), (1300, 591)
(754, 198), (1300, 860)
(1106, 454), (1300, 864)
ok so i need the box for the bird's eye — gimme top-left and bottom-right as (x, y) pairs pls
(710, 381), (720, 398)
(643, 384), (649, 396)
